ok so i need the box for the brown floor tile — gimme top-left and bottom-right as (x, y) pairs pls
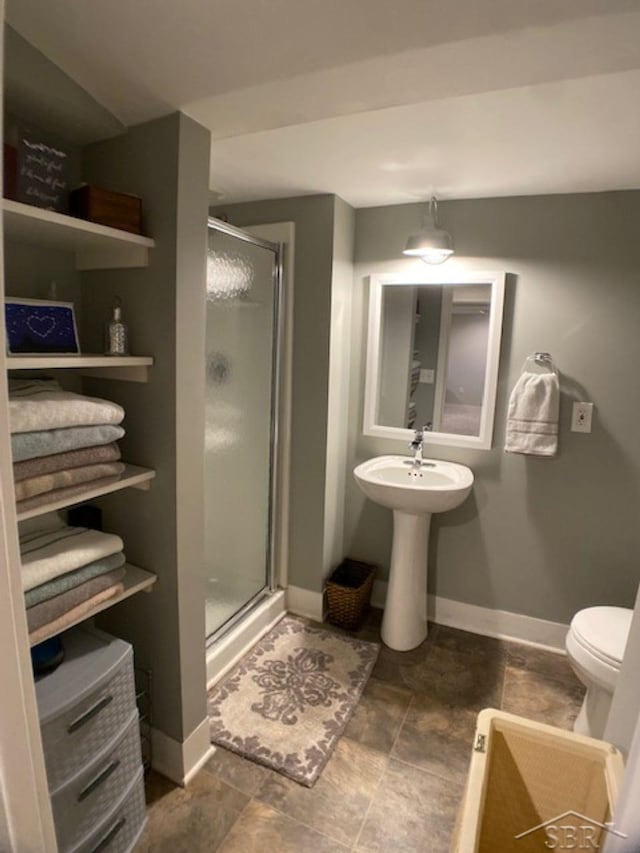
(356, 759), (462, 853)
(501, 666), (585, 730)
(344, 677), (412, 754)
(506, 642), (576, 684)
(400, 641), (505, 709)
(370, 638), (431, 690)
(255, 736), (387, 847)
(218, 800), (348, 852)
(392, 694), (477, 784)
(136, 770), (249, 853)
(204, 746), (274, 797)
(432, 624), (507, 661)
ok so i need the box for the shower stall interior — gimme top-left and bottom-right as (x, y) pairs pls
(204, 218), (283, 644)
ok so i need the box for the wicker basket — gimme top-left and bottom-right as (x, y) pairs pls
(325, 559), (376, 630)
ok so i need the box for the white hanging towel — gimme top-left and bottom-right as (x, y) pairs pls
(505, 371), (560, 456)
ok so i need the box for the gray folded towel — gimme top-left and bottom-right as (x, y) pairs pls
(12, 424), (125, 462)
(27, 566), (126, 632)
(16, 476), (123, 514)
(19, 519), (123, 591)
(15, 462), (126, 501)
(24, 551), (126, 608)
(29, 583), (125, 645)
(9, 378), (124, 434)
(13, 442), (121, 482)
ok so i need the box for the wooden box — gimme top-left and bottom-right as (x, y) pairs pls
(70, 185), (142, 234)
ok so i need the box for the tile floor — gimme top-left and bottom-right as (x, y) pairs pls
(136, 610), (584, 852)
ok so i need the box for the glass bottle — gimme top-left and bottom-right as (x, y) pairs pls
(105, 297), (129, 355)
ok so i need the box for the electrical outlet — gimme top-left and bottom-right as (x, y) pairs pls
(571, 402), (594, 433)
(419, 368), (435, 384)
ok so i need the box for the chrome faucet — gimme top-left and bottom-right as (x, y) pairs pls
(409, 427), (425, 469)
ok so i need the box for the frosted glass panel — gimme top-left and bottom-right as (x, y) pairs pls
(205, 228), (276, 638)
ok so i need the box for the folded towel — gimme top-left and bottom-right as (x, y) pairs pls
(12, 424), (125, 462)
(13, 442), (121, 482)
(15, 461), (126, 501)
(19, 524), (123, 591)
(505, 371), (560, 457)
(29, 583), (125, 645)
(9, 379), (124, 434)
(16, 476), (123, 514)
(27, 567), (126, 632)
(25, 551), (126, 608)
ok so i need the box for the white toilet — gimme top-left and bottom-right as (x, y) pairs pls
(565, 606), (633, 739)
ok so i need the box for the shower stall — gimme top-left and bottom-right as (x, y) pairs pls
(204, 219), (285, 650)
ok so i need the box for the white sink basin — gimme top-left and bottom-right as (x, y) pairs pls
(354, 455), (473, 515)
(353, 454), (474, 651)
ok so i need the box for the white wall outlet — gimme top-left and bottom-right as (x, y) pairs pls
(571, 401), (594, 433)
(419, 368), (435, 384)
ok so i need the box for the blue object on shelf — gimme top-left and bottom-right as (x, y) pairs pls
(31, 635), (64, 676)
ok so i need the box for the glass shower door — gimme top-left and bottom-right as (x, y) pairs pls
(204, 220), (280, 640)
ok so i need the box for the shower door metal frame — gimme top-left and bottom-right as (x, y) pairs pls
(205, 217), (283, 646)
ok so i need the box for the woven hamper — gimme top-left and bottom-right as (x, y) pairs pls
(452, 709), (625, 852)
(325, 559), (376, 630)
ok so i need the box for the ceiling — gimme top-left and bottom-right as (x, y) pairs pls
(7, 0), (640, 206)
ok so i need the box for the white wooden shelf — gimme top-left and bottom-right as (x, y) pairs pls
(3, 199), (155, 270)
(29, 564), (157, 646)
(16, 464), (156, 522)
(7, 354), (153, 383)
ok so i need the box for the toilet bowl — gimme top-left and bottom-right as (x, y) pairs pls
(565, 606), (632, 739)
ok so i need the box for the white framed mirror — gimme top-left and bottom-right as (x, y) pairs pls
(363, 270), (506, 450)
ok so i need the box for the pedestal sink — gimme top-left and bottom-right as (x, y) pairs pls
(354, 455), (474, 651)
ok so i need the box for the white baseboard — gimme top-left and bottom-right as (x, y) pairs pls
(371, 580), (569, 652)
(286, 585), (324, 622)
(206, 590), (286, 687)
(151, 717), (215, 787)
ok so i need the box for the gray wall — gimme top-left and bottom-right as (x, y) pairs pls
(82, 113), (210, 742)
(346, 192), (640, 624)
(323, 196), (356, 579)
(445, 311), (490, 405)
(414, 288), (442, 426)
(210, 195), (337, 592)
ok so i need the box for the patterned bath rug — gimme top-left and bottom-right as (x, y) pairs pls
(207, 615), (379, 787)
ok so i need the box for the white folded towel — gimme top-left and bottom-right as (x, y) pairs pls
(9, 379), (124, 435)
(19, 520), (124, 591)
(505, 371), (560, 457)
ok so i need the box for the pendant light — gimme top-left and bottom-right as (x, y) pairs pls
(402, 196), (454, 264)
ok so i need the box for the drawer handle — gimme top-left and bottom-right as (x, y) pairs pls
(90, 816), (126, 853)
(77, 759), (120, 802)
(67, 694), (113, 734)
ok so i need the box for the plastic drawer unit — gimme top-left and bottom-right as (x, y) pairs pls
(35, 626), (147, 852)
(71, 767), (147, 853)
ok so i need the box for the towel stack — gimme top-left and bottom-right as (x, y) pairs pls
(19, 513), (126, 643)
(10, 378), (126, 513)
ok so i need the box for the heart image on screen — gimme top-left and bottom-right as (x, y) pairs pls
(26, 315), (56, 338)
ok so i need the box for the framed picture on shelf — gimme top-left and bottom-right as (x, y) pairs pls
(16, 126), (72, 213)
(5, 297), (80, 355)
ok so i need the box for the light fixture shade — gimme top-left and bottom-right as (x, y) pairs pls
(402, 229), (454, 264)
(402, 196), (454, 264)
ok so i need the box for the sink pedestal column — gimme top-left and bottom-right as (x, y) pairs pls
(381, 510), (431, 651)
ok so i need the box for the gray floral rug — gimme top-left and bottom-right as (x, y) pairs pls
(207, 615), (379, 787)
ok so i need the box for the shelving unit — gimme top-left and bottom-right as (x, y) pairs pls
(4, 195), (158, 634)
(16, 464), (156, 522)
(29, 565), (157, 646)
(3, 199), (155, 270)
(7, 354), (154, 383)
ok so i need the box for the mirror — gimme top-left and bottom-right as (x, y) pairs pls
(363, 271), (506, 449)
